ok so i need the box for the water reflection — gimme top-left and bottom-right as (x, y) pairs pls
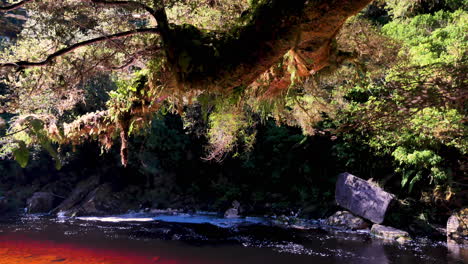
(343, 241), (390, 264)
(447, 239), (468, 264)
(0, 214), (463, 264)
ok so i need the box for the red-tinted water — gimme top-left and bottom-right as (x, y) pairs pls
(0, 215), (465, 264)
(0, 234), (162, 264)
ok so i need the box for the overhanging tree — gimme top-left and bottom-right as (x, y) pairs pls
(0, 0), (372, 166)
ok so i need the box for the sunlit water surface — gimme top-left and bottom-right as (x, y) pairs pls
(0, 213), (466, 264)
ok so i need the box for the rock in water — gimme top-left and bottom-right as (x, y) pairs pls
(57, 182), (124, 217)
(447, 208), (468, 245)
(78, 184), (121, 215)
(326, 211), (369, 230)
(53, 176), (100, 216)
(371, 224), (411, 243)
(27, 192), (55, 213)
(224, 208), (239, 218)
(224, 200), (241, 218)
(335, 172), (394, 224)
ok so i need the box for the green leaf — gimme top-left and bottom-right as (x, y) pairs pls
(39, 137), (62, 170)
(408, 173), (422, 193)
(13, 141), (29, 168)
(28, 118), (44, 132)
(54, 159), (62, 170)
(401, 169), (415, 187)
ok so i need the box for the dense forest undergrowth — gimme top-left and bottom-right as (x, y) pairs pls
(0, 0), (466, 236)
(0, 111), (464, 235)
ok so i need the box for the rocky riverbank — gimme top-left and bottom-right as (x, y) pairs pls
(1, 172), (464, 248)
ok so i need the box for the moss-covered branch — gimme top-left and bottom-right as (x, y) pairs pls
(162, 0), (372, 90)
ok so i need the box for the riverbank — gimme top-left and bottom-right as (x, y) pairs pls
(1, 169), (464, 243)
(0, 133), (466, 247)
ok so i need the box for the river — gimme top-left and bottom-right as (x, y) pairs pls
(0, 213), (465, 264)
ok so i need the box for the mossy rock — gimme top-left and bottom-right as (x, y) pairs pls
(447, 208), (468, 244)
(371, 224), (412, 243)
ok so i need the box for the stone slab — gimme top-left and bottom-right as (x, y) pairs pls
(335, 172), (394, 224)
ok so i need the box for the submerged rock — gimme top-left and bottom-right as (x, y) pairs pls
(26, 192), (55, 214)
(371, 224), (411, 243)
(326, 211), (369, 230)
(335, 172), (394, 224)
(271, 215), (311, 229)
(447, 208), (468, 245)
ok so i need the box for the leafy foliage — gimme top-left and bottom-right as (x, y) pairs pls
(384, 0), (467, 18)
(0, 0), (466, 211)
(328, 4), (467, 195)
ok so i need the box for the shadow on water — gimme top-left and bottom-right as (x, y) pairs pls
(0, 213), (466, 264)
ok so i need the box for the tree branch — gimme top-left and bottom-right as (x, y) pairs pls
(0, 0), (33, 12)
(164, 0), (373, 90)
(90, 0), (157, 19)
(0, 28), (159, 69)
(0, 126), (29, 139)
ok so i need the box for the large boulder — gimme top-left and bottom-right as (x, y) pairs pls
(371, 224), (411, 243)
(26, 192), (55, 213)
(447, 208), (468, 245)
(54, 176), (101, 216)
(335, 172), (394, 224)
(57, 183), (124, 217)
(326, 211), (370, 230)
(78, 184), (122, 216)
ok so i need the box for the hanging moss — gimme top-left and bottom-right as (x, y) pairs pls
(164, 0), (310, 90)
